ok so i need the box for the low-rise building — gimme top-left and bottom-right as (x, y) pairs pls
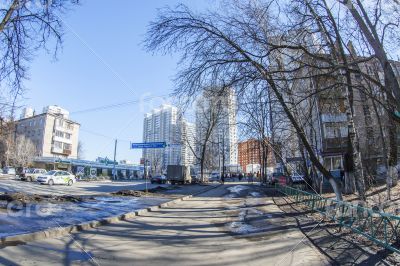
(15, 105), (80, 159)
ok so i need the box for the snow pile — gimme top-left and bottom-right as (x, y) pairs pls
(0, 196), (168, 237)
(249, 192), (261, 197)
(230, 221), (258, 234)
(227, 185), (249, 194)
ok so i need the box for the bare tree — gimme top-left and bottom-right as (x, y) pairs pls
(145, 2), (345, 200)
(9, 135), (37, 167)
(151, 152), (163, 175)
(192, 89), (225, 182)
(340, 0), (400, 184)
(238, 84), (274, 183)
(0, 0), (79, 117)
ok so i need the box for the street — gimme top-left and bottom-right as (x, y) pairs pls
(0, 178), (166, 196)
(0, 183), (327, 266)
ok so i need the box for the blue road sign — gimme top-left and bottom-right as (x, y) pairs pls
(131, 142), (166, 149)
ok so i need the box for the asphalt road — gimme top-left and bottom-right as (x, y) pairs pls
(0, 183), (328, 266)
(0, 178), (165, 196)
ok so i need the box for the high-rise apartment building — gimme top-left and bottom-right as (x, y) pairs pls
(142, 104), (195, 174)
(181, 119), (196, 166)
(195, 88), (238, 171)
(15, 105), (80, 159)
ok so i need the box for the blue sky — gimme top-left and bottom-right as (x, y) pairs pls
(21, 0), (215, 163)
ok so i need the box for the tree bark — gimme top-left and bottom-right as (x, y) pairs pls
(0, 0), (19, 33)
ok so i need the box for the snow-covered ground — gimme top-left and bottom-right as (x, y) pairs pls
(224, 185), (284, 235)
(227, 185), (250, 194)
(0, 196), (168, 238)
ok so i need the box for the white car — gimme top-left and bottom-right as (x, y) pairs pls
(37, 170), (76, 186)
(23, 168), (47, 182)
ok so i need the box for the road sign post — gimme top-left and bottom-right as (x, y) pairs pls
(131, 142), (166, 193)
(131, 142), (166, 149)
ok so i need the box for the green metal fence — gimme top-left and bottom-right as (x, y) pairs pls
(275, 184), (400, 253)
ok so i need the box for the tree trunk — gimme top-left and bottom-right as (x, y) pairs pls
(371, 99), (391, 200)
(341, 0), (400, 114)
(320, 0), (366, 201)
(388, 117), (398, 187)
(266, 76), (343, 200)
(344, 171), (356, 194)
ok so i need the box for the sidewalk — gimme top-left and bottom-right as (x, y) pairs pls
(0, 184), (328, 266)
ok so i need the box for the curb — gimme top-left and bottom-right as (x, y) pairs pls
(0, 183), (221, 246)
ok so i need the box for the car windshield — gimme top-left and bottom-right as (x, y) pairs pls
(26, 168), (34, 173)
(46, 170), (57, 175)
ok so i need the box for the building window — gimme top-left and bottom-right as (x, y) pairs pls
(64, 143), (72, 150)
(65, 133), (71, 139)
(323, 156), (343, 171)
(54, 141), (63, 149)
(55, 130), (64, 138)
(66, 123), (73, 130)
(323, 123), (348, 139)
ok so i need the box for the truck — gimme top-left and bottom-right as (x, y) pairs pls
(167, 165), (191, 185)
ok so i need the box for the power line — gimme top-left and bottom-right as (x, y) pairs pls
(70, 94), (170, 115)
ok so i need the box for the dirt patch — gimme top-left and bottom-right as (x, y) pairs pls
(323, 183), (400, 215)
(273, 192), (400, 265)
(112, 186), (183, 198)
(147, 186), (169, 193)
(111, 190), (145, 197)
(0, 192), (88, 207)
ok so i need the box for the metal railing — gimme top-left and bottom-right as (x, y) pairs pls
(275, 184), (400, 253)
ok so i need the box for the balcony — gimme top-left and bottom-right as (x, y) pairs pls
(51, 146), (72, 156)
(322, 137), (347, 154)
(52, 135), (73, 144)
(54, 124), (73, 134)
(321, 113), (347, 123)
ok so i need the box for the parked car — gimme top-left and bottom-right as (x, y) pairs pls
(37, 170), (76, 186)
(22, 168), (47, 182)
(271, 172), (286, 185)
(209, 172), (220, 182)
(2, 167), (16, 175)
(16, 167), (29, 178)
(150, 175), (167, 184)
(191, 174), (201, 184)
(288, 174), (305, 186)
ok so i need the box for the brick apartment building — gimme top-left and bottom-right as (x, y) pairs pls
(238, 139), (276, 173)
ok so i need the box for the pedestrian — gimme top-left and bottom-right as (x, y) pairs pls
(221, 174), (225, 184)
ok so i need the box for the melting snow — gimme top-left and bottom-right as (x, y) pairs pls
(250, 192), (261, 197)
(0, 196), (168, 237)
(230, 222), (258, 234)
(227, 185), (249, 194)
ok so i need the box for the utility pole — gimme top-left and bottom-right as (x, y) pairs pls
(218, 133), (221, 178)
(145, 159), (149, 194)
(113, 139), (117, 180)
(222, 129), (225, 180)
